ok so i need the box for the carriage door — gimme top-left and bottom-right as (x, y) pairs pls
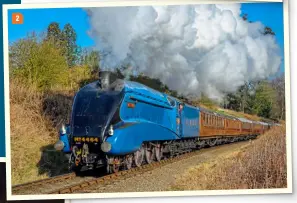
(176, 102), (184, 137)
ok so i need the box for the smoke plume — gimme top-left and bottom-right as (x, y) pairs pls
(86, 4), (281, 100)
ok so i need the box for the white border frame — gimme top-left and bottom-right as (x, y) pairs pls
(3, 0), (292, 201)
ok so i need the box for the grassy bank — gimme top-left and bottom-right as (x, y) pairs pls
(170, 126), (287, 190)
(10, 80), (74, 185)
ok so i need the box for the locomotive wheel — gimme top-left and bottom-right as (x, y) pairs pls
(68, 153), (76, 171)
(124, 155), (133, 170)
(211, 139), (217, 146)
(134, 146), (144, 167)
(208, 139), (215, 147)
(184, 140), (189, 152)
(106, 164), (111, 174)
(145, 143), (155, 164)
(112, 157), (120, 173)
(154, 143), (163, 162)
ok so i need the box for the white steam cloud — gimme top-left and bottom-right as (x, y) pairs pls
(86, 4), (281, 100)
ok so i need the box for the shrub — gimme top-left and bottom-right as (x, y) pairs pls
(10, 35), (69, 91)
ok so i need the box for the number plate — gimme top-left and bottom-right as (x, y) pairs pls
(73, 137), (99, 143)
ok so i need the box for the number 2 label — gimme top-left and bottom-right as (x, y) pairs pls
(12, 13), (23, 24)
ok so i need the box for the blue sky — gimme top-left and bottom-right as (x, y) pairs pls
(8, 3), (284, 73)
(8, 8), (94, 47)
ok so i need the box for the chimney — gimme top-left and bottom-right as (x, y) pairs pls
(98, 71), (117, 89)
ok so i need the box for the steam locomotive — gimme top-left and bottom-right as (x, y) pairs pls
(54, 71), (273, 173)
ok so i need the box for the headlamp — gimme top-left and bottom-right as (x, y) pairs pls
(54, 140), (65, 151)
(101, 142), (112, 152)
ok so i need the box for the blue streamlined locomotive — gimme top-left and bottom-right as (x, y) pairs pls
(54, 71), (272, 173)
(54, 71), (201, 173)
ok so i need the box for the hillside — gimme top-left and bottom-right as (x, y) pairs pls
(10, 80), (74, 184)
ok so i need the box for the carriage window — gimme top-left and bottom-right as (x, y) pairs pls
(210, 115), (212, 126)
(201, 114), (203, 124)
(202, 114), (204, 124)
(202, 114), (205, 125)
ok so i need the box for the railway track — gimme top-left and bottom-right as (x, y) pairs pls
(48, 139), (249, 195)
(12, 135), (256, 195)
(12, 172), (76, 194)
(48, 150), (199, 194)
(12, 149), (205, 195)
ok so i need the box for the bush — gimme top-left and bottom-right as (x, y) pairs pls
(10, 35), (69, 91)
(67, 65), (93, 90)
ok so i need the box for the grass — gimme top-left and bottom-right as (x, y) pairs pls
(198, 103), (268, 122)
(10, 66), (95, 185)
(10, 80), (73, 185)
(216, 108), (262, 121)
(170, 126), (287, 190)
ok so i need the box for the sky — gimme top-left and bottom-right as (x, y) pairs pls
(7, 2), (284, 73)
(241, 3), (284, 74)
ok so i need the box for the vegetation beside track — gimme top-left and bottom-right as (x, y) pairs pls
(170, 126), (287, 190)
